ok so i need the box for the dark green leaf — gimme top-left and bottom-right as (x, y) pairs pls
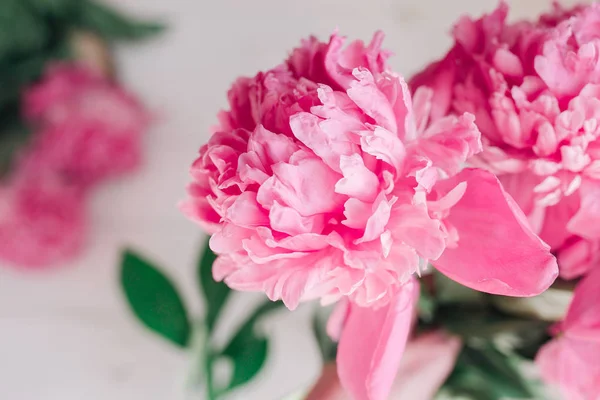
(442, 341), (535, 400)
(0, 110), (31, 177)
(24, 0), (79, 18)
(198, 240), (230, 333)
(0, 31), (71, 110)
(418, 282), (437, 323)
(436, 302), (550, 346)
(219, 299), (283, 391)
(0, 0), (49, 60)
(76, 0), (165, 41)
(225, 336), (268, 391)
(222, 300), (283, 357)
(120, 250), (191, 347)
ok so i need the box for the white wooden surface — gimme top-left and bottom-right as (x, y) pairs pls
(0, 0), (585, 399)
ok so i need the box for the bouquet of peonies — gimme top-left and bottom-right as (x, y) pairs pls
(0, 0), (162, 268)
(120, 2), (600, 400)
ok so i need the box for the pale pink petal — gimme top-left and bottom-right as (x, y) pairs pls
(355, 194), (394, 245)
(536, 335), (600, 400)
(359, 127), (406, 172)
(388, 203), (445, 260)
(289, 112), (360, 172)
(248, 125), (299, 166)
(563, 267), (600, 336)
(269, 201), (325, 235)
(327, 299), (350, 341)
(257, 157), (344, 216)
(567, 180), (600, 240)
(347, 69), (397, 132)
(306, 331), (460, 400)
(337, 280), (418, 400)
(557, 239), (597, 280)
(335, 154), (379, 202)
(413, 113), (482, 176)
(433, 169), (558, 296)
(389, 332), (462, 400)
(342, 198), (372, 229)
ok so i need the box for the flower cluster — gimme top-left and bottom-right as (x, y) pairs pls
(184, 31), (557, 400)
(411, 2), (600, 280)
(411, 3), (600, 399)
(0, 64), (148, 268)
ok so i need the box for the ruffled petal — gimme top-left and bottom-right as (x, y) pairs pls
(567, 179), (600, 240)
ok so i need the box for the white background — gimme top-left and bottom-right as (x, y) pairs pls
(0, 0), (586, 399)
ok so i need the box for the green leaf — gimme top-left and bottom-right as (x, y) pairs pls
(0, 0), (49, 60)
(220, 299), (283, 391)
(198, 240), (230, 333)
(442, 341), (535, 400)
(24, 0), (79, 18)
(222, 300), (283, 357)
(0, 32), (71, 110)
(418, 281), (437, 324)
(225, 336), (268, 391)
(0, 112), (31, 177)
(120, 250), (191, 347)
(434, 271), (486, 305)
(75, 0), (165, 41)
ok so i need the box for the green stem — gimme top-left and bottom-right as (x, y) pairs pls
(205, 352), (218, 400)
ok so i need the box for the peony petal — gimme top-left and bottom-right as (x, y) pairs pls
(389, 331), (462, 400)
(257, 157), (344, 216)
(337, 280), (418, 400)
(389, 203), (445, 261)
(347, 69), (397, 132)
(433, 168), (558, 297)
(536, 334), (600, 400)
(413, 113), (482, 176)
(269, 201), (325, 235)
(306, 331), (460, 400)
(327, 299), (350, 341)
(567, 179), (600, 240)
(359, 127), (406, 172)
(289, 112), (359, 172)
(335, 154), (380, 202)
(563, 267), (600, 337)
(556, 239), (597, 280)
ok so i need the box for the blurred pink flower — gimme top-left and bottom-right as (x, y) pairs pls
(23, 63), (149, 186)
(411, 2), (600, 279)
(0, 172), (86, 268)
(0, 63), (148, 268)
(183, 32), (557, 400)
(306, 331), (461, 400)
(536, 267), (600, 400)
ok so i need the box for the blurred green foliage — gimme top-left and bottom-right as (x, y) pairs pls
(0, 0), (163, 175)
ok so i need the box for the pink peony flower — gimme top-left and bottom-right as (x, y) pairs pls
(183, 32), (558, 400)
(536, 267), (600, 400)
(22, 63), (149, 186)
(0, 171), (86, 268)
(410, 2), (600, 279)
(305, 331), (462, 400)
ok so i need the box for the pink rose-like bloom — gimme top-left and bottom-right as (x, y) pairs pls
(536, 267), (600, 400)
(183, 32), (558, 400)
(305, 331), (461, 400)
(411, 2), (600, 279)
(0, 172), (86, 268)
(23, 63), (149, 186)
